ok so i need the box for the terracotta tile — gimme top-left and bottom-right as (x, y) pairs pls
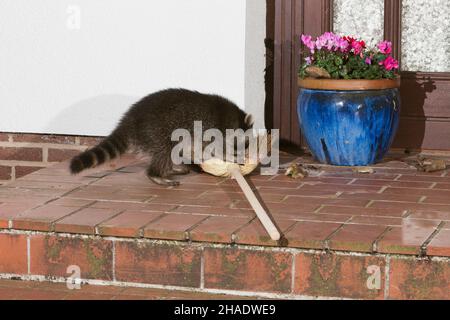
(115, 242), (201, 287)
(339, 192), (421, 202)
(47, 198), (93, 208)
(54, 208), (122, 234)
(97, 210), (163, 237)
(408, 210), (450, 221)
(171, 182), (242, 192)
(204, 247), (292, 293)
(298, 177), (354, 185)
(12, 205), (80, 231)
(351, 179), (433, 189)
(322, 172), (400, 180)
(143, 214), (207, 241)
(388, 258), (450, 300)
(329, 224), (387, 253)
(170, 205), (254, 218)
(283, 196), (370, 207)
(262, 201), (323, 214)
(398, 175), (450, 183)
(301, 184), (383, 194)
(30, 235), (113, 280)
(125, 187), (203, 199)
(426, 229), (450, 257)
(434, 183), (450, 190)
(294, 253), (386, 299)
(423, 196), (450, 205)
(256, 187), (308, 196)
(0, 234), (28, 274)
(287, 187), (341, 198)
(180, 174), (227, 185)
(377, 221), (439, 255)
(294, 212), (352, 223)
(189, 216), (251, 243)
(149, 197), (234, 207)
(383, 187), (450, 199)
(0, 202), (38, 228)
(0, 191), (53, 205)
(8, 180), (79, 191)
(90, 201), (175, 212)
(285, 221), (342, 249)
(200, 191), (285, 204)
(249, 180), (303, 189)
(318, 205), (406, 217)
(20, 173), (96, 184)
(234, 219), (296, 246)
(370, 201), (450, 213)
(67, 189), (150, 202)
(348, 216), (404, 226)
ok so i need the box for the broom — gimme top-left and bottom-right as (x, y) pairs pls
(199, 135), (281, 241)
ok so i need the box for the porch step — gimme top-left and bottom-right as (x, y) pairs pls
(0, 153), (449, 300)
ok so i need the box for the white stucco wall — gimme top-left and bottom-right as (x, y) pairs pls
(0, 0), (266, 136)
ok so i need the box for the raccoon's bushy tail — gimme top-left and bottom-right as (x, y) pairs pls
(70, 130), (129, 174)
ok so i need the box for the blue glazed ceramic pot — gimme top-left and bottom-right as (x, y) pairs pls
(297, 78), (401, 166)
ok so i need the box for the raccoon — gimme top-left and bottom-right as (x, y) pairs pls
(70, 88), (254, 186)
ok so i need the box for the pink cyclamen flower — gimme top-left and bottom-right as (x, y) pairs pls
(352, 41), (364, 55)
(337, 38), (350, 52)
(301, 34), (315, 53)
(365, 57), (372, 65)
(305, 56), (313, 65)
(380, 56), (399, 71)
(378, 41), (392, 55)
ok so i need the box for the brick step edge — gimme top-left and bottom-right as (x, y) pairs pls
(0, 231), (448, 300)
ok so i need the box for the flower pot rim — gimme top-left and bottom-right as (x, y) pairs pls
(298, 77), (401, 91)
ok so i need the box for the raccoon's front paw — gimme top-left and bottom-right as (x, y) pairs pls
(149, 176), (180, 187)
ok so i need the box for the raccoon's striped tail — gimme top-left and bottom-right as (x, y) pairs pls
(70, 131), (128, 174)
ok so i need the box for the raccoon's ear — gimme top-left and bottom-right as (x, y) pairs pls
(244, 113), (255, 128)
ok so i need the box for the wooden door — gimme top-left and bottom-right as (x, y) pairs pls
(267, 0), (450, 152)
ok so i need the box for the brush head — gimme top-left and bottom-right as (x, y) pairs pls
(200, 134), (271, 178)
(200, 158), (258, 178)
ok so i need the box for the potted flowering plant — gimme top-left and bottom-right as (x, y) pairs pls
(297, 32), (401, 166)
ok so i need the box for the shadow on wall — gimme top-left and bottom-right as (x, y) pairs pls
(45, 94), (140, 136)
(394, 74), (436, 152)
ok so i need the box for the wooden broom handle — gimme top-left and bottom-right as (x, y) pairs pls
(229, 166), (281, 241)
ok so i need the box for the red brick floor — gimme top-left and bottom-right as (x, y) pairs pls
(0, 153), (449, 257)
(0, 279), (243, 300)
(0, 152), (449, 300)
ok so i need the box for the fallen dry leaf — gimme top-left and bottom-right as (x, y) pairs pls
(285, 163), (308, 180)
(416, 156), (447, 173)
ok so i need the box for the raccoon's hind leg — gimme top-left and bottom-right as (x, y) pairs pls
(146, 151), (180, 186)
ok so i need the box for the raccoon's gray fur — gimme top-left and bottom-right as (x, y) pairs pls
(70, 88), (254, 186)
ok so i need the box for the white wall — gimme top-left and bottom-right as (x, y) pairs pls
(245, 0), (266, 129)
(0, 0), (265, 136)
